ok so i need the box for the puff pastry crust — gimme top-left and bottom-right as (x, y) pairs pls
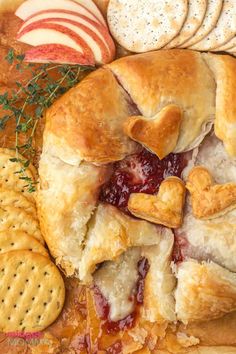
(178, 134), (236, 273)
(124, 104), (183, 160)
(175, 260), (236, 324)
(0, 0), (24, 13)
(37, 153), (108, 276)
(204, 54), (236, 156)
(37, 49), (236, 349)
(79, 203), (170, 282)
(186, 166), (236, 219)
(141, 232), (176, 323)
(107, 50), (216, 153)
(43, 68), (138, 165)
(128, 177), (186, 228)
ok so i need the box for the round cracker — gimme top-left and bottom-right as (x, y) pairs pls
(214, 36), (236, 51)
(0, 148), (37, 178)
(181, 0), (223, 48)
(0, 188), (37, 217)
(190, 0), (236, 51)
(0, 231), (48, 257)
(0, 206), (44, 244)
(0, 250), (65, 332)
(0, 150), (36, 202)
(165, 0), (208, 49)
(107, 0), (188, 52)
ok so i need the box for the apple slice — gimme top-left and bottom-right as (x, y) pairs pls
(17, 23), (95, 65)
(18, 21), (112, 64)
(24, 7), (102, 27)
(24, 44), (94, 65)
(73, 0), (106, 26)
(15, 0), (106, 27)
(18, 11), (115, 59)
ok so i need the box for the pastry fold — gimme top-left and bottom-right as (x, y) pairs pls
(175, 260), (236, 324)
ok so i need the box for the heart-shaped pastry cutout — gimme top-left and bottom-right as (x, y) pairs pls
(186, 166), (236, 219)
(124, 104), (182, 160)
(128, 177), (186, 228)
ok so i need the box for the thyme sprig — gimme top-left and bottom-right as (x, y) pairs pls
(0, 49), (94, 192)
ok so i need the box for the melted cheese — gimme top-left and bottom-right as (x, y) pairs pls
(93, 248), (141, 321)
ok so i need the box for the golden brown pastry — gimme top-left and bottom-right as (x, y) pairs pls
(158, 347), (236, 353)
(186, 166), (236, 219)
(124, 104), (183, 160)
(36, 48), (236, 352)
(0, 0), (24, 13)
(43, 50), (219, 167)
(43, 68), (138, 165)
(187, 348), (236, 354)
(204, 54), (236, 156)
(37, 153), (108, 276)
(128, 177), (186, 228)
(179, 311), (236, 347)
(175, 260), (236, 324)
(107, 50), (216, 153)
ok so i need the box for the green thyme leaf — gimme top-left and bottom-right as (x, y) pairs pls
(35, 106), (42, 118)
(5, 49), (14, 64)
(0, 115), (11, 130)
(16, 54), (25, 62)
(1, 49), (94, 193)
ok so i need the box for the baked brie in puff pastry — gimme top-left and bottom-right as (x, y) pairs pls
(38, 49), (236, 329)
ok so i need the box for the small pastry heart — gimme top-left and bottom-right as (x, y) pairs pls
(128, 177), (186, 228)
(186, 166), (236, 219)
(123, 104), (182, 160)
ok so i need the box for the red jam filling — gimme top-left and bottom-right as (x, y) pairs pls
(100, 149), (187, 213)
(93, 257), (150, 334)
(93, 285), (136, 334)
(172, 234), (184, 263)
(136, 257), (150, 304)
(172, 232), (189, 263)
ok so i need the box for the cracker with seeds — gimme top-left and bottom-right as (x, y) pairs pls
(0, 231), (48, 257)
(0, 250), (65, 332)
(107, 0), (188, 52)
(0, 150), (36, 202)
(165, 0), (208, 48)
(191, 0), (236, 51)
(0, 188), (37, 217)
(0, 206), (44, 244)
(214, 36), (236, 51)
(182, 0), (223, 48)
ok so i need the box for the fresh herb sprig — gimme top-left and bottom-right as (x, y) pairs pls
(0, 49), (94, 192)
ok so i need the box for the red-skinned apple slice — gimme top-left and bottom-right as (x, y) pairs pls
(24, 44), (94, 65)
(18, 21), (112, 64)
(17, 22), (95, 65)
(18, 11), (115, 59)
(73, 0), (106, 26)
(15, 0), (106, 27)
